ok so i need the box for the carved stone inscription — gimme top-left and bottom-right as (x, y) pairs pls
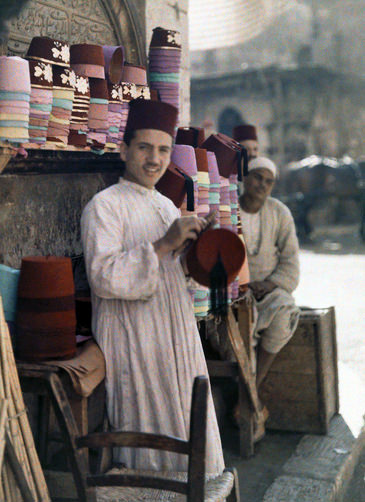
(8, 0), (118, 56)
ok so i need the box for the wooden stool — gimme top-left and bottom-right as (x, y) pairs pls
(204, 298), (260, 458)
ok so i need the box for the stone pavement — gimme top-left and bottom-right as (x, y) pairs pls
(222, 414), (365, 501)
(222, 360), (365, 502)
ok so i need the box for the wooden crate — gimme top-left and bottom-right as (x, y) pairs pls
(261, 307), (339, 434)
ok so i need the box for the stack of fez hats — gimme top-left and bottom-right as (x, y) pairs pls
(148, 27), (182, 113)
(106, 81), (124, 149)
(171, 127), (206, 217)
(207, 151), (221, 226)
(119, 82), (135, 142)
(16, 256), (77, 361)
(87, 78), (108, 152)
(46, 66), (75, 146)
(118, 62), (150, 142)
(68, 74), (90, 147)
(171, 144), (198, 216)
(194, 148), (211, 317)
(0, 56), (30, 145)
(25, 37), (72, 147)
(202, 133), (249, 301)
(103, 45), (125, 150)
(201, 134), (248, 230)
(195, 148), (210, 219)
(70, 43), (108, 152)
(26, 37), (70, 145)
(26, 59), (53, 145)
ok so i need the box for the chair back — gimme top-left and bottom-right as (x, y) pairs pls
(76, 376), (209, 502)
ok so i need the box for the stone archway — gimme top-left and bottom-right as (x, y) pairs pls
(6, 0), (145, 64)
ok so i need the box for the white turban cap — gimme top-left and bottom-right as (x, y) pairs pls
(248, 156), (277, 178)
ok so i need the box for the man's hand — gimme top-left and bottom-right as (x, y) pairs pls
(249, 280), (277, 301)
(153, 216), (207, 259)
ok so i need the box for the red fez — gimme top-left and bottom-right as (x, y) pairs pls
(176, 127), (205, 148)
(125, 99), (178, 138)
(156, 161), (194, 210)
(202, 133), (248, 179)
(16, 256), (77, 361)
(187, 228), (245, 315)
(186, 228), (245, 287)
(233, 124), (258, 142)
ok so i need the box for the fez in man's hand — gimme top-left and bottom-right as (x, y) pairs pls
(172, 211), (217, 258)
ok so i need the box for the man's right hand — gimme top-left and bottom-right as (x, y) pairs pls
(153, 216), (207, 259)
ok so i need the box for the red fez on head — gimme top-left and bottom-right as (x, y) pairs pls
(233, 124), (258, 142)
(125, 99), (178, 138)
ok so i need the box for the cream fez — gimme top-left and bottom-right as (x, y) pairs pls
(248, 156), (277, 178)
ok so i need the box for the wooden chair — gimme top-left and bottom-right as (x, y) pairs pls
(17, 366), (239, 502)
(76, 376), (240, 501)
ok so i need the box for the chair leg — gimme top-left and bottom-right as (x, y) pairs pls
(45, 372), (93, 502)
(95, 407), (112, 474)
(37, 394), (50, 465)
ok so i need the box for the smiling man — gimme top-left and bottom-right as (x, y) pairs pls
(80, 99), (224, 474)
(239, 157), (300, 433)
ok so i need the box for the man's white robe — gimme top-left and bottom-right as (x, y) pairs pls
(240, 197), (300, 353)
(81, 178), (224, 474)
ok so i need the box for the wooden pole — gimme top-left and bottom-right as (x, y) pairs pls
(0, 399), (7, 469)
(0, 309), (37, 500)
(6, 335), (51, 501)
(0, 296), (51, 501)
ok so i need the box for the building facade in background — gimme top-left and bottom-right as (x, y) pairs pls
(189, 0), (364, 167)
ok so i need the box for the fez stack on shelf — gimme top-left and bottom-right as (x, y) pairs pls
(0, 29), (176, 157)
(156, 127), (250, 317)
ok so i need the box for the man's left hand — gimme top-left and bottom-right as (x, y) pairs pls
(249, 280), (277, 301)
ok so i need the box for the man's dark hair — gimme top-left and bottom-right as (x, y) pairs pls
(123, 129), (135, 146)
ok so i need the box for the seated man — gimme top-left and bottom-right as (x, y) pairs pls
(239, 156), (300, 410)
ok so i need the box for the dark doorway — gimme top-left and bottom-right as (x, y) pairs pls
(218, 107), (244, 137)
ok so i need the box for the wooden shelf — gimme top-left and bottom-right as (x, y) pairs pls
(0, 142), (124, 175)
